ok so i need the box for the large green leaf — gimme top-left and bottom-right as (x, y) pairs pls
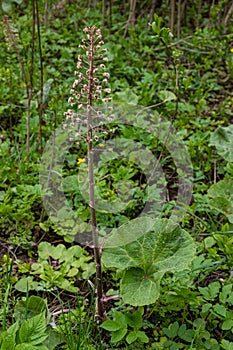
(121, 268), (163, 306)
(104, 216), (155, 249)
(125, 309), (143, 329)
(14, 277), (38, 293)
(209, 125), (233, 162)
(0, 321), (19, 350)
(208, 178), (233, 223)
(15, 345), (48, 350)
(19, 312), (48, 345)
(111, 328), (128, 344)
(102, 218), (195, 305)
(0, 334), (16, 350)
(14, 296), (47, 322)
(42, 326), (64, 350)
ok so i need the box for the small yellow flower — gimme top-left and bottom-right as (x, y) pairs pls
(230, 48), (233, 53)
(99, 143), (105, 147)
(77, 158), (85, 164)
(106, 190), (115, 196)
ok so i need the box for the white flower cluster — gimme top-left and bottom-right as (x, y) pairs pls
(64, 26), (112, 116)
(63, 26), (113, 142)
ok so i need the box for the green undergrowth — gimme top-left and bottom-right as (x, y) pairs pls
(0, 0), (233, 348)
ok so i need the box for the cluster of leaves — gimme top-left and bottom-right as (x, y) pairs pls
(14, 242), (95, 293)
(0, 296), (63, 350)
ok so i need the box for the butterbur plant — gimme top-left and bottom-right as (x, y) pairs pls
(64, 26), (112, 321)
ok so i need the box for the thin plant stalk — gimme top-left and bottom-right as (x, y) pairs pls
(87, 111), (104, 320)
(35, 0), (44, 153)
(2, 255), (14, 332)
(3, 15), (35, 156)
(64, 26), (111, 321)
(86, 33), (104, 321)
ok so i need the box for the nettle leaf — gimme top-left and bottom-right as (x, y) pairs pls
(213, 304), (226, 318)
(102, 218), (195, 305)
(0, 321), (19, 350)
(178, 324), (194, 342)
(199, 281), (221, 301)
(113, 311), (127, 327)
(209, 125), (233, 162)
(111, 328), (128, 344)
(19, 312), (48, 345)
(0, 334), (16, 350)
(220, 284), (233, 304)
(15, 344), (48, 350)
(163, 321), (179, 339)
(208, 178), (233, 223)
(137, 331), (149, 343)
(101, 320), (123, 332)
(126, 331), (138, 344)
(125, 310), (143, 329)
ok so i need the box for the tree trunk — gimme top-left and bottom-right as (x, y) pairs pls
(170, 0), (175, 35)
(124, 0), (137, 36)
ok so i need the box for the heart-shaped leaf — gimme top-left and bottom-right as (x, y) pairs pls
(102, 218), (195, 305)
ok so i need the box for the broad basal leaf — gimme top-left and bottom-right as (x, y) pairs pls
(103, 216), (155, 249)
(120, 268), (163, 306)
(102, 218), (195, 305)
